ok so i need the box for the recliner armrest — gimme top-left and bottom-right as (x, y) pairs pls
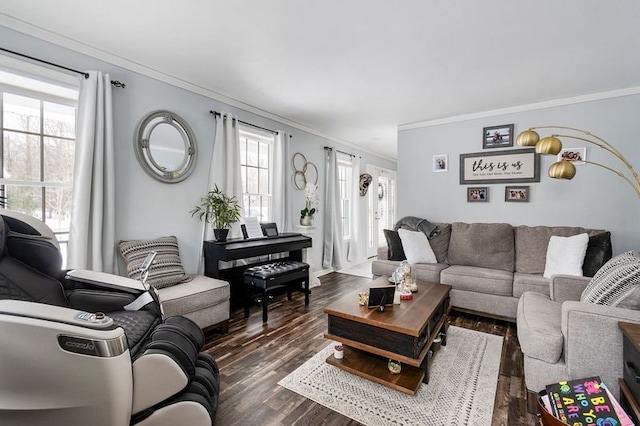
(66, 269), (146, 294)
(550, 275), (590, 302)
(0, 299), (117, 330)
(67, 289), (138, 313)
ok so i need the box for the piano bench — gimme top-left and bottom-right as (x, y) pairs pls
(243, 261), (310, 323)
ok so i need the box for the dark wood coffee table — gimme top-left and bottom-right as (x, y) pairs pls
(323, 276), (451, 395)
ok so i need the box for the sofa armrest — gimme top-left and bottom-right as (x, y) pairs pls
(561, 301), (640, 398)
(550, 275), (590, 302)
(377, 246), (389, 260)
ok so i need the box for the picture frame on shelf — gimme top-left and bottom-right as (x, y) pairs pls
(505, 186), (530, 202)
(433, 154), (448, 172)
(483, 124), (514, 149)
(467, 187), (489, 202)
(557, 147), (586, 165)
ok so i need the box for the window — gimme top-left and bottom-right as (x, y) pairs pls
(338, 153), (352, 240)
(238, 126), (273, 222)
(0, 71), (78, 259)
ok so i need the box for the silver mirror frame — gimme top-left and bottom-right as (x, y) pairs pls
(134, 110), (197, 183)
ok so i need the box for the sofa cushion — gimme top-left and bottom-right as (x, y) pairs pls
(383, 229), (406, 261)
(448, 222), (514, 272)
(158, 275), (230, 317)
(398, 229), (436, 264)
(372, 259), (399, 278)
(517, 291), (564, 363)
(412, 263), (449, 283)
(515, 226), (607, 275)
(119, 236), (192, 289)
(543, 233), (589, 279)
(440, 265), (513, 296)
(371, 259), (446, 283)
(430, 223), (451, 264)
(581, 251), (640, 308)
(513, 273), (551, 298)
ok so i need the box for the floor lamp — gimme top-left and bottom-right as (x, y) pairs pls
(516, 126), (640, 198)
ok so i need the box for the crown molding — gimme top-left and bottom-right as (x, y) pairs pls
(399, 86), (640, 131)
(0, 15), (396, 162)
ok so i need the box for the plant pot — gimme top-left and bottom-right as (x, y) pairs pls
(213, 228), (229, 242)
(300, 215), (313, 226)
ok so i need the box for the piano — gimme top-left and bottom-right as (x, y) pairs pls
(203, 233), (312, 308)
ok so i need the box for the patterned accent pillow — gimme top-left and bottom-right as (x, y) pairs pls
(581, 251), (640, 307)
(119, 236), (192, 289)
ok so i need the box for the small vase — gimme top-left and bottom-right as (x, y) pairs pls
(300, 215), (313, 226)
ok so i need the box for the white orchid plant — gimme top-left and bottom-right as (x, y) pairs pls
(300, 182), (319, 218)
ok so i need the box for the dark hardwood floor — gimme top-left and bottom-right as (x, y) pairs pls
(204, 272), (538, 425)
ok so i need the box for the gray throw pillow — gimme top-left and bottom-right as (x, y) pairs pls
(119, 236), (192, 289)
(581, 251), (640, 308)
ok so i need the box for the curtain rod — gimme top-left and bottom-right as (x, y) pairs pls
(210, 110), (292, 137)
(324, 146), (359, 158)
(0, 47), (126, 88)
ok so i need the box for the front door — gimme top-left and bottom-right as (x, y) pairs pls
(366, 165), (397, 257)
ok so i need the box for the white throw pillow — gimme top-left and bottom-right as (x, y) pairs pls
(543, 233), (589, 279)
(398, 229), (437, 264)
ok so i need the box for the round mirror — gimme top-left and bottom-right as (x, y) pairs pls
(134, 110), (197, 183)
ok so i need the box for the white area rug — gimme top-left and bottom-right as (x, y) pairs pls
(278, 326), (503, 426)
(337, 258), (374, 278)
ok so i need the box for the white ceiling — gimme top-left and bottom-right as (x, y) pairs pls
(1, 0), (639, 159)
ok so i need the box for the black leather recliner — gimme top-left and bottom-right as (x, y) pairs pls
(0, 210), (220, 426)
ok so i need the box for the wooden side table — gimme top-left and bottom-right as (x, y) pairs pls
(619, 321), (640, 424)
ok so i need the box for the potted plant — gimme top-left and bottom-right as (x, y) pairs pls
(190, 185), (241, 242)
(300, 182), (319, 226)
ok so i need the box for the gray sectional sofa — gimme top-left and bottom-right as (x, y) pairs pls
(372, 221), (612, 321)
(373, 218), (640, 407)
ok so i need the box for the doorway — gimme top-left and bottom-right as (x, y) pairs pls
(366, 165), (397, 257)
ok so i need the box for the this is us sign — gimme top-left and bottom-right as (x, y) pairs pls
(459, 148), (540, 184)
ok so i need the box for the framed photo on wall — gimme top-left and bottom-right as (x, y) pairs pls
(483, 124), (514, 149)
(433, 154), (448, 172)
(557, 147), (586, 165)
(467, 187), (489, 202)
(505, 186), (530, 202)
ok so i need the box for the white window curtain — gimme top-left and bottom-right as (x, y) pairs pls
(68, 71), (115, 272)
(272, 131), (291, 233)
(347, 155), (361, 262)
(322, 148), (344, 269)
(198, 112), (243, 272)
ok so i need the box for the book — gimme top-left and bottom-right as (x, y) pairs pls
(544, 376), (623, 425)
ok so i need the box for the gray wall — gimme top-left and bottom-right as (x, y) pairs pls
(1, 26), (396, 274)
(398, 93), (640, 255)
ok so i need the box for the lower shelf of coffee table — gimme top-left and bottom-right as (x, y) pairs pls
(326, 345), (424, 395)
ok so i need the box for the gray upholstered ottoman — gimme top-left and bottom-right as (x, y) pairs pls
(158, 275), (230, 332)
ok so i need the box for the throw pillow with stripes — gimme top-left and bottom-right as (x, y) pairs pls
(119, 236), (192, 289)
(581, 251), (640, 307)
